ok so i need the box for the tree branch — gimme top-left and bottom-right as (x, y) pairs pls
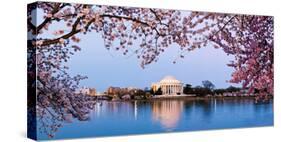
(149, 9), (169, 27)
(101, 14), (166, 36)
(41, 16), (83, 46)
(28, 3), (65, 35)
(208, 15), (237, 40)
(41, 13), (167, 46)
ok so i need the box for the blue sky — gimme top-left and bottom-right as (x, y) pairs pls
(66, 32), (238, 92)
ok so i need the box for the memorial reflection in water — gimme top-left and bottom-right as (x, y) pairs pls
(152, 100), (184, 130)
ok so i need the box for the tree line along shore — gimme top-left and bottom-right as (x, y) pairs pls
(90, 80), (273, 103)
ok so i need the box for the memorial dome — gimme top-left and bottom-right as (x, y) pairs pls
(160, 76), (181, 84)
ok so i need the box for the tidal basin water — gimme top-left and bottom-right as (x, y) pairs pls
(39, 98), (273, 140)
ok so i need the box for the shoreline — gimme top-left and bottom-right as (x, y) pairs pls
(96, 95), (273, 102)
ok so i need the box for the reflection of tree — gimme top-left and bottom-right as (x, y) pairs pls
(152, 100), (184, 131)
(183, 100), (194, 113)
(195, 100), (214, 119)
(253, 99), (273, 115)
(106, 102), (134, 117)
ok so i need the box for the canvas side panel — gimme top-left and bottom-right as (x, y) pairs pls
(27, 2), (38, 140)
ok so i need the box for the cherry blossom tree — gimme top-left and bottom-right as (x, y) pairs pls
(171, 13), (273, 98)
(177, 13), (273, 98)
(208, 15), (273, 99)
(27, 1), (273, 138)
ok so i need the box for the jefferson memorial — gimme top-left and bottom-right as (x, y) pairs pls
(151, 76), (184, 95)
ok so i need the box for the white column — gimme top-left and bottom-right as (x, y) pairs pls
(162, 85), (164, 94)
(174, 85), (177, 94)
(171, 85), (173, 95)
(168, 85), (171, 95)
(169, 85), (171, 95)
(165, 85), (167, 94)
(171, 85), (173, 94)
(173, 85), (175, 94)
(166, 85), (169, 94)
(165, 85), (167, 95)
(171, 85), (172, 95)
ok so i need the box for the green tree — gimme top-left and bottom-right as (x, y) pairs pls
(202, 80), (215, 90)
(193, 86), (212, 97)
(183, 84), (192, 94)
(226, 86), (241, 92)
(150, 88), (155, 95)
(155, 88), (163, 95)
(214, 89), (227, 95)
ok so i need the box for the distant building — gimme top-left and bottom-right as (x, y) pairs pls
(77, 87), (97, 96)
(151, 76), (183, 95)
(89, 88), (96, 96)
(107, 86), (122, 95)
(95, 92), (104, 96)
(78, 87), (90, 95)
(107, 86), (140, 95)
(127, 87), (138, 91)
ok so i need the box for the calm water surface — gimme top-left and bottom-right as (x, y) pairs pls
(39, 98), (273, 140)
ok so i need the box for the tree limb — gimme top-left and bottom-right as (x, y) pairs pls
(41, 13), (167, 46)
